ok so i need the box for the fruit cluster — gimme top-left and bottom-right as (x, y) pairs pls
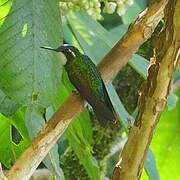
(60, 0), (134, 20)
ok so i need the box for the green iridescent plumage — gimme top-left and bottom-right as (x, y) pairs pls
(41, 44), (117, 126)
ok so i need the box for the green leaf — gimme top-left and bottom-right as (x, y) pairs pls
(0, 114), (11, 168)
(0, 0), (13, 27)
(174, 67), (180, 82)
(0, 108), (30, 168)
(106, 81), (129, 133)
(11, 108), (29, 140)
(109, 24), (129, 44)
(66, 113), (100, 180)
(150, 90), (180, 179)
(77, 109), (93, 145)
(25, 105), (45, 139)
(144, 149), (160, 180)
(129, 54), (150, 79)
(0, 0), (62, 106)
(0, 89), (20, 117)
(121, 0), (148, 24)
(43, 144), (65, 180)
(63, 24), (82, 51)
(167, 92), (179, 111)
(25, 105), (64, 179)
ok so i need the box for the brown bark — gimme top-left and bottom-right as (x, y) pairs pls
(110, 0), (180, 179)
(7, 0), (168, 179)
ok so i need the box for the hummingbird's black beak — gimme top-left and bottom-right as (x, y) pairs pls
(40, 46), (58, 52)
(40, 44), (68, 52)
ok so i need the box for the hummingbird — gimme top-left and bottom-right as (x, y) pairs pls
(41, 44), (117, 127)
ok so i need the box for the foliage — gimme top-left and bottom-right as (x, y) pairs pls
(0, 0), (180, 180)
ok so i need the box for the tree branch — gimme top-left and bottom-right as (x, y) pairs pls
(7, 0), (168, 179)
(110, 0), (180, 179)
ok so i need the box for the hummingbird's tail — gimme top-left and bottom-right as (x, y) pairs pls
(93, 101), (117, 128)
(95, 112), (109, 127)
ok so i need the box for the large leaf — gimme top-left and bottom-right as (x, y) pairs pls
(25, 105), (64, 179)
(0, 0), (62, 107)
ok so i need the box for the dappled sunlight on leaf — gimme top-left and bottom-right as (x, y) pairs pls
(0, 0), (13, 27)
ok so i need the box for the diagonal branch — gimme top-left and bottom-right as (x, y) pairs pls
(7, 0), (168, 179)
(110, 0), (180, 179)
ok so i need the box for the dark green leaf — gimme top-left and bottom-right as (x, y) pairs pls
(0, 0), (62, 106)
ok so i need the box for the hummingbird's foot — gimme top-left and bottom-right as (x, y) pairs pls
(128, 117), (133, 131)
(84, 101), (88, 108)
(72, 89), (79, 95)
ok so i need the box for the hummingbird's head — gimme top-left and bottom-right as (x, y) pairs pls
(40, 44), (80, 65)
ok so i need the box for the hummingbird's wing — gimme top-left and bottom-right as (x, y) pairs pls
(101, 82), (118, 122)
(67, 55), (117, 127)
(73, 79), (117, 127)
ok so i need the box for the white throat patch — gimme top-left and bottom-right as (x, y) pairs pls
(58, 52), (67, 65)
(68, 49), (76, 57)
